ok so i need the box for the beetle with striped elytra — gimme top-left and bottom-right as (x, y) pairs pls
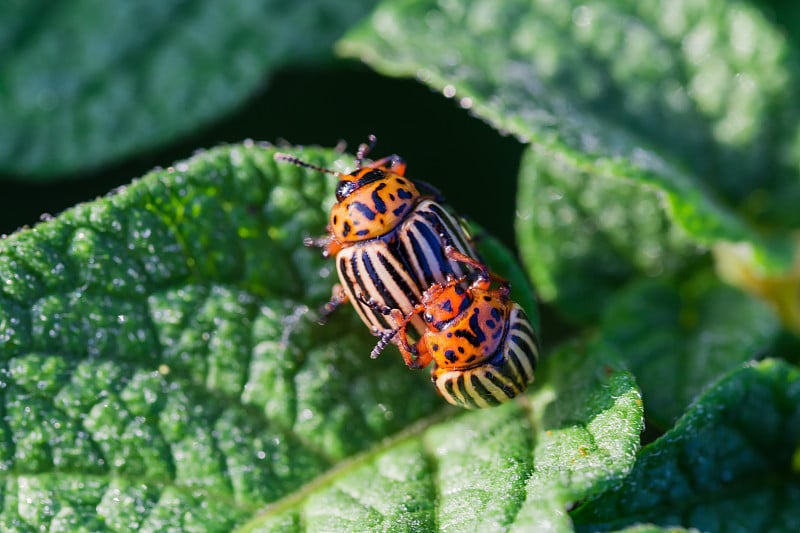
(274, 136), (478, 340)
(370, 246), (540, 409)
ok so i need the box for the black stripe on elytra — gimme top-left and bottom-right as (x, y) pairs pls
(441, 375), (456, 399)
(428, 203), (472, 252)
(371, 183), (388, 214)
(511, 319), (540, 353)
(512, 325), (539, 351)
(405, 225), (435, 287)
(418, 219), (451, 283)
(410, 220), (449, 287)
(510, 334), (537, 374)
(362, 251), (401, 315)
(482, 367), (517, 398)
(455, 374), (468, 405)
(375, 251), (419, 310)
(351, 201), (377, 220)
(511, 311), (535, 336)
(348, 252), (390, 330)
(503, 346), (527, 385)
(470, 373), (500, 405)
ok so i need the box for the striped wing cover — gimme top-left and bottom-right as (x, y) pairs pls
(434, 305), (539, 409)
(336, 199), (477, 338)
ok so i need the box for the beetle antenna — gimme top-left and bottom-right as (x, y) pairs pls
(274, 153), (344, 177)
(355, 134), (378, 169)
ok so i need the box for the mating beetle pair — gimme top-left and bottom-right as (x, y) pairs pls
(275, 137), (539, 409)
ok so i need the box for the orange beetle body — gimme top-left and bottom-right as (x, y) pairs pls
(378, 248), (540, 409)
(326, 163), (422, 254)
(275, 138), (477, 339)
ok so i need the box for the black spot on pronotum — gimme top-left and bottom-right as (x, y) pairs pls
(454, 309), (487, 347)
(441, 299), (453, 312)
(432, 343), (439, 352)
(336, 180), (358, 201)
(397, 188), (413, 199)
(444, 349), (457, 363)
(342, 221), (351, 237)
(490, 307), (502, 321)
(358, 169), (386, 187)
(351, 201), (377, 220)
(393, 205), (407, 216)
(372, 186), (388, 214)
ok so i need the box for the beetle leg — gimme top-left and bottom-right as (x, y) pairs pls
(408, 339), (433, 370)
(303, 234), (342, 257)
(356, 292), (393, 316)
(395, 338), (432, 370)
(303, 235), (329, 249)
(444, 245), (509, 287)
(387, 308), (429, 369)
(355, 134), (378, 168)
(371, 327), (398, 359)
(317, 284), (349, 325)
(368, 154), (406, 176)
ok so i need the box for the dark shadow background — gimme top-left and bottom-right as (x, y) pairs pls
(0, 62), (523, 251)
(0, 60), (576, 352)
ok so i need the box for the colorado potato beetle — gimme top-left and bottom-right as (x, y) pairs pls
(373, 247), (540, 409)
(274, 136), (478, 338)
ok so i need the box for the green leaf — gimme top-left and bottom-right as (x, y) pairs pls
(610, 527), (700, 533)
(239, 341), (643, 532)
(571, 359), (800, 532)
(0, 142), (641, 530)
(514, 146), (705, 321)
(471, 221), (540, 333)
(600, 271), (779, 428)
(0, 0), (376, 179)
(337, 0), (799, 318)
(713, 238), (800, 335)
(0, 143), (435, 530)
